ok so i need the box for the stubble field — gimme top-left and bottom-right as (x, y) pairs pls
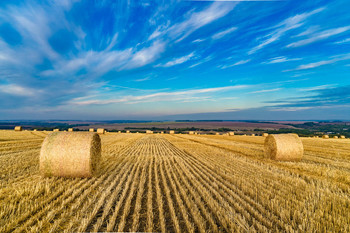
(1, 130), (350, 232)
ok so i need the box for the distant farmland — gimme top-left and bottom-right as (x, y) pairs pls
(1, 130), (349, 232)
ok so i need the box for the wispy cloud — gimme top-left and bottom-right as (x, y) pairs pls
(219, 59), (251, 69)
(287, 26), (350, 48)
(149, 2), (237, 42)
(248, 7), (324, 54)
(71, 85), (250, 105)
(285, 53), (350, 71)
(0, 84), (37, 97)
(211, 26), (237, 40)
(263, 56), (302, 64)
(250, 88), (281, 94)
(156, 52), (195, 67)
(334, 38), (350, 44)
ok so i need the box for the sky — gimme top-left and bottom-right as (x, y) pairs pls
(0, 0), (350, 120)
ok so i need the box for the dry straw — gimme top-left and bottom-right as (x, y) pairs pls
(68, 128), (73, 132)
(97, 128), (105, 134)
(251, 134), (255, 136)
(89, 128), (94, 132)
(189, 131), (194, 135)
(169, 130), (175, 134)
(53, 129), (59, 132)
(229, 132), (235, 136)
(40, 132), (101, 178)
(263, 133), (268, 137)
(146, 130), (153, 134)
(33, 129), (37, 132)
(264, 134), (303, 161)
(126, 130), (130, 133)
(322, 135), (329, 139)
(333, 136), (338, 139)
(340, 135), (346, 139)
(14, 126), (22, 131)
(216, 133), (220, 135)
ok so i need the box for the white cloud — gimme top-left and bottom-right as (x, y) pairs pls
(211, 26), (237, 40)
(284, 53), (350, 71)
(156, 53), (195, 67)
(0, 84), (37, 96)
(219, 59), (251, 69)
(125, 41), (165, 69)
(250, 88), (281, 94)
(71, 85), (250, 105)
(149, 2), (236, 42)
(287, 26), (350, 48)
(248, 7), (324, 54)
(264, 56), (302, 64)
(334, 38), (350, 44)
(192, 39), (205, 43)
(293, 25), (320, 37)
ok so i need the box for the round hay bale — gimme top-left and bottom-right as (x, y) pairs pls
(89, 128), (94, 132)
(263, 133), (268, 137)
(14, 126), (22, 131)
(264, 134), (303, 161)
(169, 130), (175, 134)
(97, 128), (105, 134)
(215, 133), (220, 135)
(251, 134), (255, 136)
(322, 135), (329, 139)
(189, 131), (194, 135)
(340, 135), (346, 139)
(229, 132), (235, 136)
(33, 129), (37, 132)
(333, 136), (338, 139)
(146, 130), (153, 134)
(40, 132), (101, 178)
(68, 128), (73, 132)
(126, 130), (130, 133)
(53, 129), (59, 132)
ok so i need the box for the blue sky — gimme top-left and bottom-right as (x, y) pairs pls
(1, 0), (350, 120)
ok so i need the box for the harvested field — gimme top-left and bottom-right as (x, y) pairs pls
(1, 130), (350, 232)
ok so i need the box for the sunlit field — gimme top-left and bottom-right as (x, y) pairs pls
(1, 130), (349, 232)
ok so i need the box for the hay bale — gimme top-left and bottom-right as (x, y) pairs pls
(263, 133), (268, 137)
(146, 130), (153, 134)
(322, 135), (329, 139)
(97, 128), (105, 134)
(33, 129), (37, 132)
(161, 131), (164, 134)
(333, 136), (338, 139)
(53, 129), (59, 132)
(215, 133), (220, 135)
(68, 128), (73, 132)
(251, 134), (255, 136)
(40, 132), (101, 178)
(189, 131), (194, 135)
(118, 131), (121, 133)
(169, 130), (175, 134)
(229, 132), (235, 136)
(89, 128), (94, 132)
(14, 126), (22, 131)
(340, 135), (346, 139)
(264, 134), (303, 161)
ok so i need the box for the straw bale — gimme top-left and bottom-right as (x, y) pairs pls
(169, 130), (175, 134)
(229, 132), (235, 136)
(53, 129), (59, 132)
(216, 133), (220, 135)
(40, 132), (101, 177)
(146, 130), (153, 134)
(340, 135), (346, 139)
(333, 136), (338, 139)
(264, 134), (303, 161)
(14, 126), (22, 131)
(97, 128), (105, 134)
(263, 133), (268, 137)
(251, 134), (255, 136)
(68, 128), (73, 132)
(189, 131), (194, 135)
(89, 128), (94, 132)
(322, 135), (329, 139)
